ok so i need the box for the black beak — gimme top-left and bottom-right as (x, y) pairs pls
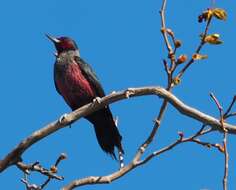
(45, 34), (61, 44)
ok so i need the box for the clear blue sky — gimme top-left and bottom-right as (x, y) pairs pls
(1, 0), (236, 189)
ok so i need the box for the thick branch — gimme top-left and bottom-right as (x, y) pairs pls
(1, 86), (236, 173)
(62, 163), (137, 190)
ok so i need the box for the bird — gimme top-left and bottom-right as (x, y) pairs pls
(46, 34), (124, 163)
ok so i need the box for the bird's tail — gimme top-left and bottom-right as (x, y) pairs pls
(85, 107), (124, 159)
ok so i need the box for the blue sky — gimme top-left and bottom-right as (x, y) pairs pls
(1, 0), (236, 189)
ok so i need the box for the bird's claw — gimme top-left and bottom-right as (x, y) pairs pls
(93, 97), (102, 104)
(125, 88), (135, 98)
(59, 113), (68, 124)
(59, 114), (72, 128)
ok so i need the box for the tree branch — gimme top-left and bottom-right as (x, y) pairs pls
(177, 15), (212, 79)
(17, 161), (64, 180)
(61, 123), (161, 190)
(1, 86), (236, 174)
(210, 93), (230, 190)
(61, 125), (220, 190)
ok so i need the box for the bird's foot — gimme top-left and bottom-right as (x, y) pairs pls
(59, 114), (72, 128)
(118, 150), (124, 169)
(93, 97), (102, 104)
(125, 88), (135, 98)
(59, 113), (68, 123)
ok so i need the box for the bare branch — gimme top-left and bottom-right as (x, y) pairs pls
(62, 125), (218, 190)
(18, 153), (66, 189)
(224, 96), (236, 119)
(209, 93), (229, 190)
(39, 153), (67, 189)
(21, 178), (41, 190)
(225, 112), (236, 119)
(62, 124), (162, 190)
(137, 126), (213, 166)
(223, 132), (229, 190)
(1, 86), (236, 174)
(160, 0), (173, 54)
(17, 162), (64, 180)
(210, 92), (224, 119)
(177, 15), (213, 79)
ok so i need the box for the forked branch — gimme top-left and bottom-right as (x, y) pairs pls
(1, 86), (236, 174)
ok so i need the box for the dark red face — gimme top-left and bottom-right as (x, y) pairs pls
(46, 35), (78, 54)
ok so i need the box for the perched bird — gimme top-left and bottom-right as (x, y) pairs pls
(46, 34), (124, 161)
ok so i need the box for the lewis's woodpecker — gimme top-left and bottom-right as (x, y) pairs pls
(46, 35), (124, 159)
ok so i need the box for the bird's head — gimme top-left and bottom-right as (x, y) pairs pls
(46, 34), (79, 55)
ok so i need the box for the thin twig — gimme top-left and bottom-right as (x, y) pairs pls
(17, 162), (63, 180)
(40, 153), (67, 189)
(41, 178), (50, 189)
(160, 0), (179, 87)
(210, 92), (224, 119)
(209, 93), (229, 190)
(21, 178), (41, 190)
(224, 95), (236, 118)
(177, 16), (213, 79)
(224, 112), (236, 119)
(138, 125), (213, 166)
(18, 154), (66, 190)
(163, 59), (170, 74)
(160, 0), (173, 54)
(223, 132), (229, 190)
(133, 0), (174, 162)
